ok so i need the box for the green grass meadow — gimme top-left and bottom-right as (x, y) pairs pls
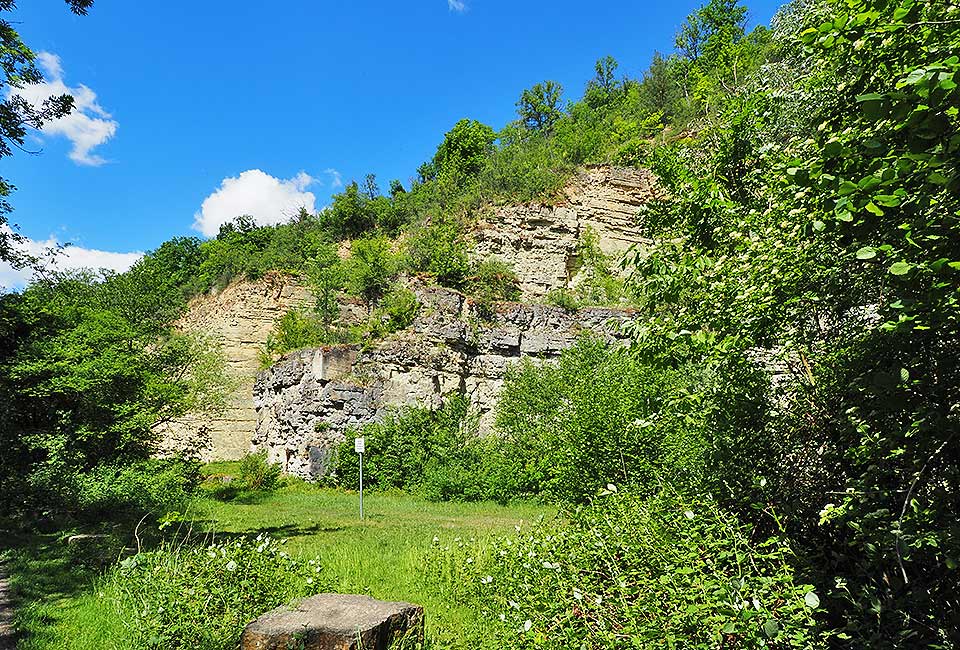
(5, 473), (552, 649)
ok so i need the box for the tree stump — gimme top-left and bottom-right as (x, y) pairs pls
(240, 593), (424, 650)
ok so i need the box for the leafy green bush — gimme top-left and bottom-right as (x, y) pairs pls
(370, 286), (420, 336)
(334, 396), (477, 495)
(468, 257), (521, 307)
(495, 337), (768, 504)
(403, 218), (471, 288)
(238, 451), (281, 492)
(343, 235), (402, 308)
(428, 489), (828, 649)
(544, 288), (580, 311)
(108, 534), (326, 650)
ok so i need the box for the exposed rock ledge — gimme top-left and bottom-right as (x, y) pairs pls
(163, 165), (659, 462)
(253, 282), (635, 480)
(472, 165), (665, 298)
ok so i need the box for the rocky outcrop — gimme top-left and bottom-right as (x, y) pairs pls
(253, 281), (634, 480)
(164, 166), (659, 464)
(155, 273), (313, 461)
(472, 166), (665, 298)
(241, 594), (424, 650)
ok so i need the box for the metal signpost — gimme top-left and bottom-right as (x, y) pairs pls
(354, 437), (365, 520)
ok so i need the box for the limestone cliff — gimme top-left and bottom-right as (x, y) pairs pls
(252, 281), (635, 479)
(472, 166), (665, 298)
(164, 165), (660, 465)
(156, 273), (312, 461)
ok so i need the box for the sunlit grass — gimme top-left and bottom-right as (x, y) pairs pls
(6, 480), (552, 649)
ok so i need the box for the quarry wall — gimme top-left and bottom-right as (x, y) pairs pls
(252, 282), (635, 479)
(155, 273), (312, 461)
(161, 166), (662, 464)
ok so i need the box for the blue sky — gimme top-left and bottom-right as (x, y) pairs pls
(1, 0), (784, 287)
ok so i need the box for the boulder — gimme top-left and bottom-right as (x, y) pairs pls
(240, 593), (423, 650)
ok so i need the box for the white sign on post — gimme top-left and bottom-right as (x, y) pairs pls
(355, 437), (364, 520)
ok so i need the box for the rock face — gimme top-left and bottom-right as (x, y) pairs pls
(164, 166), (659, 464)
(156, 273), (313, 461)
(253, 281), (634, 480)
(240, 593), (423, 650)
(472, 166), (665, 298)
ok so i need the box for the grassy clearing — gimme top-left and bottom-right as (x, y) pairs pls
(190, 483), (553, 646)
(5, 478), (552, 649)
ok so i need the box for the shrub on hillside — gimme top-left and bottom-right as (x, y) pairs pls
(469, 257), (521, 307)
(404, 218), (472, 288)
(428, 489), (829, 649)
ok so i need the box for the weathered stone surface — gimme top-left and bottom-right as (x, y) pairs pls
(240, 594), (423, 650)
(166, 166), (659, 464)
(155, 273), (314, 461)
(472, 165), (665, 298)
(254, 280), (634, 479)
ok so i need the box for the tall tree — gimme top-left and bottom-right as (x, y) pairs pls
(517, 81), (564, 133)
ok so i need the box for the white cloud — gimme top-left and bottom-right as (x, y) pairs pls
(324, 168), (343, 189)
(0, 226), (143, 291)
(10, 51), (118, 166)
(448, 0), (467, 11)
(192, 169), (317, 237)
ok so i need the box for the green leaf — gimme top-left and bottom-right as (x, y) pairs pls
(889, 261), (913, 275)
(856, 246), (877, 260)
(804, 592), (821, 609)
(838, 180), (858, 196)
(722, 621), (736, 634)
(824, 139), (844, 157)
(763, 619), (780, 638)
(865, 202), (884, 216)
(903, 68), (927, 85)
(813, 220), (826, 232)
(874, 194), (901, 207)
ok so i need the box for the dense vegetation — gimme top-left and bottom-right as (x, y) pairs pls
(1, 0), (958, 647)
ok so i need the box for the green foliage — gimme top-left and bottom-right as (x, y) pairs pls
(238, 451), (281, 491)
(543, 288), (580, 311)
(468, 257), (521, 312)
(370, 286), (420, 336)
(495, 337), (768, 503)
(334, 396), (478, 495)
(429, 489), (828, 649)
(432, 118), (497, 182)
(108, 535), (327, 650)
(330, 396), (526, 503)
(343, 234), (401, 308)
(0, 270), (229, 520)
(517, 81), (565, 133)
(29, 459), (201, 523)
(403, 217), (471, 288)
(478, 123), (573, 202)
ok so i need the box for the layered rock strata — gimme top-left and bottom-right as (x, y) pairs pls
(472, 165), (665, 298)
(155, 273), (313, 461)
(253, 282), (634, 480)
